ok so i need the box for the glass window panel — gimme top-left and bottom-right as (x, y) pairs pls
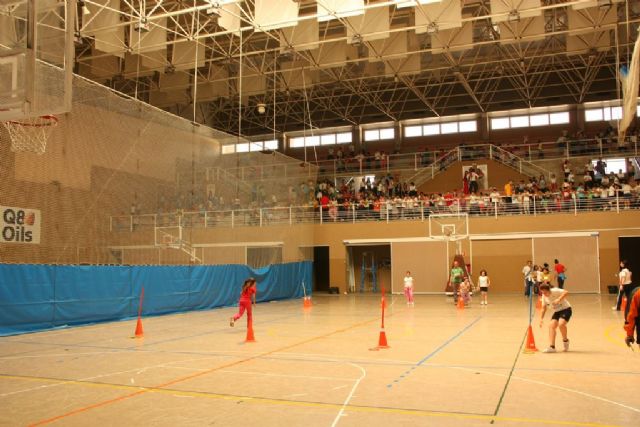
(491, 117), (510, 129)
(289, 137), (305, 148)
(305, 135), (320, 146)
(530, 114), (549, 126)
(249, 142), (263, 151)
(611, 106), (623, 120)
(404, 125), (422, 137)
(510, 116), (529, 128)
(264, 140), (278, 150)
(458, 120), (477, 132)
(585, 108), (603, 122)
(603, 108), (612, 121)
(236, 143), (249, 152)
(336, 132), (352, 143)
(423, 124), (440, 135)
(321, 134), (336, 145)
(549, 111), (570, 124)
(440, 122), (458, 134)
(364, 129), (379, 141)
(379, 128), (395, 139)
(221, 145), (235, 154)
(604, 158), (626, 174)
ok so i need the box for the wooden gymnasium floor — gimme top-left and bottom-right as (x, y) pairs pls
(0, 293), (638, 427)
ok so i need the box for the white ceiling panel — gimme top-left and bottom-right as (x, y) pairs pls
(172, 41), (205, 71)
(346, 7), (389, 42)
(415, 0), (462, 34)
(254, 0), (299, 31)
(280, 20), (319, 51)
(490, 0), (541, 24)
(317, 0), (364, 22)
(430, 23), (472, 52)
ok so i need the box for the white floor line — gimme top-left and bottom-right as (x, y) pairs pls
(218, 369), (359, 382)
(0, 355), (216, 398)
(451, 366), (640, 414)
(331, 363), (366, 427)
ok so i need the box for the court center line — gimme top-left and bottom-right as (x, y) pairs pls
(386, 316), (482, 388)
(490, 325), (528, 422)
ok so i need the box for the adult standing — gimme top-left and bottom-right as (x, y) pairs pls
(523, 260), (533, 296)
(613, 260), (633, 311)
(468, 168), (478, 194)
(554, 259), (567, 289)
(539, 284), (571, 353)
(449, 260), (465, 305)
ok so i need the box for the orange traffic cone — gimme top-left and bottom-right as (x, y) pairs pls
(377, 328), (390, 349)
(457, 295), (465, 309)
(303, 296), (312, 308)
(245, 318), (256, 342)
(524, 325), (538, 353)
(133, 287), (145, 338)
(621, 296), (627, 312)
(134, 316), (144, 338)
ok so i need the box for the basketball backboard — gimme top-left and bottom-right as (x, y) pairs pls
(0, 0), (74, 121)
(428, 213), (469, 241)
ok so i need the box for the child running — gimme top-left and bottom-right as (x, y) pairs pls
(230, 277), (257, 327)
(539, 283), (571, 353)
(478, 269), (490, 305)
(403, 271), (415, 305)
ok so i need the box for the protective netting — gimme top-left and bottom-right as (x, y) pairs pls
(0, 69), (316, 266)
(2, 114), (57, 154)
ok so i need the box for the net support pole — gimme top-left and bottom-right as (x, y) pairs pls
(64, 0), (76, 112)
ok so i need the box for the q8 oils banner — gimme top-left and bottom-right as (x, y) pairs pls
(1, 206), (41, 244)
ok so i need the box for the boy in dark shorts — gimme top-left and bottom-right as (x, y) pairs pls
(539, 284), (571, 353)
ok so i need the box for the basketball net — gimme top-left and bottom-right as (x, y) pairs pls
(2, 115), (58, 155)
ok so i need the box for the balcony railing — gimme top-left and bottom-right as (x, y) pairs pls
(110, 191), (639, 231)
(178, 138), (639, 185)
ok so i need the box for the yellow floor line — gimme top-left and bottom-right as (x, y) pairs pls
(0, 373), (621, 427)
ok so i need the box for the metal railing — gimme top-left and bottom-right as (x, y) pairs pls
(110, 190), (640, 231)
(176, 138), (638, 186)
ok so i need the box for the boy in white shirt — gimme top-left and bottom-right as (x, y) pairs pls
(539, 284), (571, 353)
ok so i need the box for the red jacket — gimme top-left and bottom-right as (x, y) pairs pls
(624, 287), (640, 337)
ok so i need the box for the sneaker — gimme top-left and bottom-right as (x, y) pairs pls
(563, 339), (570, 352)
(612, 306), (619, 311)
(542, 347), (556, 353)
(229, 317), (235, 327)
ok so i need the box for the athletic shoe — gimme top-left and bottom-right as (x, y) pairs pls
(229, 317), (235, 327)
(563, 339), (570, 352)
(542, 347), (556, 353)
(612, 306), (618, 310)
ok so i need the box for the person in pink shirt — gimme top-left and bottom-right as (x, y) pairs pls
(230, 277), (257, 327)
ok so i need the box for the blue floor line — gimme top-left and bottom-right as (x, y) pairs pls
(387, 316), (483, 388)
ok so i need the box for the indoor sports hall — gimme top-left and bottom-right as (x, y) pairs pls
(1, 1), (639, 426)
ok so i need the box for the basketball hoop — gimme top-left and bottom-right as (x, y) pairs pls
(2, 115), (58, 155)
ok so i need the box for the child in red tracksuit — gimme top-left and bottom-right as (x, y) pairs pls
(230, 278), (256, 327)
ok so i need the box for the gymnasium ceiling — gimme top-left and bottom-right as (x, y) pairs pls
(8, 1), (640, 137)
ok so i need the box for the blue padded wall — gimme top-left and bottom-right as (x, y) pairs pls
(0, 262), (312, 336)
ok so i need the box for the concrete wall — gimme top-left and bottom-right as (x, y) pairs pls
(313, 210), (640, 294)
